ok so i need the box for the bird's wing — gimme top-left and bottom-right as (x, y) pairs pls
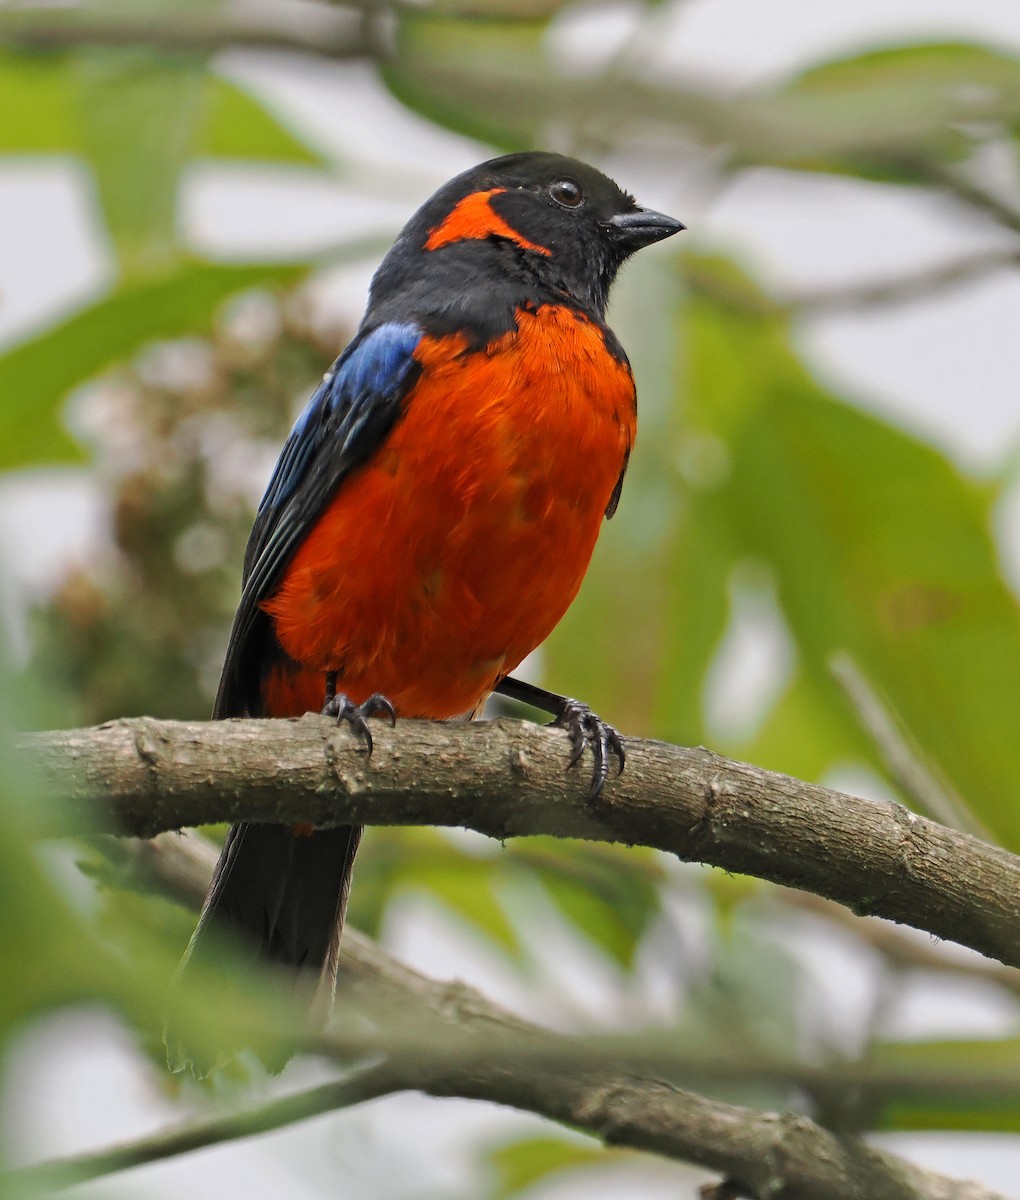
(214, 321), (424, 718)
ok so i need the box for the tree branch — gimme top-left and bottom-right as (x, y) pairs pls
(10, 5), (1020, 185)
(786, 247), (1020, 316)
(828, 653), (990, 838)
(775, 886), (1020, 1006)
(79, 833), (1020, 1129)
(18, 715), (1020, 971)
(920, 161), (1020, 240)
(5, 1061), (406, 1192)
(117, 826), (1020, 1042)
(0, 5), (377, 59)
(0, 0), (576, 58)
(8, 831), (1008, 1200)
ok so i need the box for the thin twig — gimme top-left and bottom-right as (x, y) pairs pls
(773, 885), (1020, 1004)
(3, 1062), (405, 1191)
(787, 247), (1020, 315)
(914, 159), (1020, 239)
(829, 652), (991, 838)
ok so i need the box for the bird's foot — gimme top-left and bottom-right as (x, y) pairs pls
(553, 697), (625, 800)
(322, 682), (396, 756)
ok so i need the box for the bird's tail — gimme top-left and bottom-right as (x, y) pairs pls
(168, 822), (362, 1072)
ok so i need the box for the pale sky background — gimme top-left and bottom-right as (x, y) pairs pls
(3, 0), (1020, 1195)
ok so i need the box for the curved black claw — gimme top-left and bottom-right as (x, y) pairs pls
(321, 689), (396, 756)
(553, 698), (626, 800)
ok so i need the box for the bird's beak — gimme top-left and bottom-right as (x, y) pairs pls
(608, 207), (686, 251)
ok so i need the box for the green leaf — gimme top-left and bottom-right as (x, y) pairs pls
(770, 41), (1020, 182)
(655, 494), (740, 745)
(383, 10), (549, 150)
(513, 840), (663, 969)
(73, 51), (207, 275)
(740, 667), (869, 784)
(0, 49), (78, 151)
(0, 51), (323, 278)
(0, 259), (307, 470)
(199, 75), (325, 165)
(699, 918), (804, 1063)
(864, 1038), (1020, 1133)
(415, 858), (522, 954)
(543, 254), (687, 735)
(349, 828), (522, 954)
(487, 1135), (615, 1199)
(0, 50), (323, 164)
(882, 1097), (1020, 1134)
(0, 757), (103, 1036)
(680, 254), (1020, 846)
(354, 833), (664, 965)
(539, 873), (645, 968)
(0, 651), (156, 1051)
(789, 41), (1020, 104)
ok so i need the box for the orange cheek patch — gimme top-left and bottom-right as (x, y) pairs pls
(425, 189), (551, 256)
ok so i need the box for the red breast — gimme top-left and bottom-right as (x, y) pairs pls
(260, 303), (635, 719)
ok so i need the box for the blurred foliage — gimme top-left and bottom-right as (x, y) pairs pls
(0, 260), (308, 470)
(486, 1135), (628, 1198)
(0, 665), (301, 1165)
(22, 289), (346, 723)
(3, 0), (1020, 1195)
(0, 40), (324, 469)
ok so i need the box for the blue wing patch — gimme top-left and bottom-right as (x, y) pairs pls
(258, 321), (423, 520)
(215, 320), (423, 718)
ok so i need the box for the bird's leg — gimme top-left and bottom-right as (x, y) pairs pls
(321, 671), (396, 756)
(494, 676), (625, 799)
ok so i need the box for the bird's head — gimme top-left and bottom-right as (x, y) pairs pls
(372, 151), (684, 321)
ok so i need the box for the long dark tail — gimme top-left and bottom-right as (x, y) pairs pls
(171, 822), (362, 1066)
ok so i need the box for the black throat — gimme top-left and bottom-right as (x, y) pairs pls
(366, 235), (610, 349)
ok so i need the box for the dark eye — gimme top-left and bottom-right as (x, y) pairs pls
(550, 180), (584, 209)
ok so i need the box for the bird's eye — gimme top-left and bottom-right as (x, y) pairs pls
(550, 180), (584, 209)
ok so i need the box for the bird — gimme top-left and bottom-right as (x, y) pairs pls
(174, 151), (684, 1060)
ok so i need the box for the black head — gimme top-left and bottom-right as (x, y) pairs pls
(367, 152), (684, 330)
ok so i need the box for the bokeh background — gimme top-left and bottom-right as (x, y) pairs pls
(4, 0), (1020, 1195)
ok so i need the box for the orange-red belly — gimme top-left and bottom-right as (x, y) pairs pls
(260, 304), (636, 719)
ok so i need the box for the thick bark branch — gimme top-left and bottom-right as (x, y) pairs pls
(325, 932), (1010, 1200)
(78, 835), (1020, 1125)
(8, 832), (1006, 1200)
(17, 715), (1020, 973)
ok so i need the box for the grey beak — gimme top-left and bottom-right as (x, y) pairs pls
(608, 206), (686, 250)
